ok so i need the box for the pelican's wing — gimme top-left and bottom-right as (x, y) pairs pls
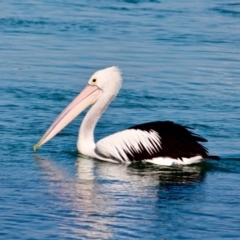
(95, 127), (161, 163)
(95, 121), (211, 163)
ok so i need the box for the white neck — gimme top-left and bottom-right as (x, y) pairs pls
(77, 92), (115, 157)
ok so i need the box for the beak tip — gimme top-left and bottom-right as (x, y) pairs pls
(33, 143), (39, 151)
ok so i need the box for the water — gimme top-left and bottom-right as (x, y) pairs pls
(1, 0), (240, 239)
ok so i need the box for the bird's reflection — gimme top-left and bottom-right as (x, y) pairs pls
(34, 154), (211, 238)
(34, 155), (114, 239)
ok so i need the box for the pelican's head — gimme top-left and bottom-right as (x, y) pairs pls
(89, 66), (122, 96)
(33, 66), (122, 151)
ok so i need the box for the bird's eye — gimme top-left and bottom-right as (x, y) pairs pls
(92, 79), (97, 83)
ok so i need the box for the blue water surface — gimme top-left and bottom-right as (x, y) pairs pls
(1, 0), (240, 239)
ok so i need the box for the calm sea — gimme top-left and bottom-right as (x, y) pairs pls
(1, 0), (240, 239)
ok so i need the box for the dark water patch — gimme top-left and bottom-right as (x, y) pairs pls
(0, 103), (19, 108)
(0, 17), (97, 34)
(226, 3), (240, 6)
(99, 6), (130, 11)
(117, 0), (160, 3)
(211, 7), (240, 17)
(206, 157), (240, 174)
(4, 86), (75, 102)
(157, 32), (238, 46)
(129, 163), (210, 185)
(190, 123), (212, 130)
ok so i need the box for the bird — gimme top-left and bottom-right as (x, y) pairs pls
(34, 66), (219, 166)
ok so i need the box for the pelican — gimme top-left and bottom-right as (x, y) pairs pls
(34, 66), (219, 165)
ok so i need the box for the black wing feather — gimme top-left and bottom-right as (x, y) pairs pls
(127, 121), (211, 161)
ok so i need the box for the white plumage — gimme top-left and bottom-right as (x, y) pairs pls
(96, 129), (161, 162)
(147, 156), (203, 166)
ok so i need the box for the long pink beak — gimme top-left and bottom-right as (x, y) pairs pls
(33, 84), (102, 151)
